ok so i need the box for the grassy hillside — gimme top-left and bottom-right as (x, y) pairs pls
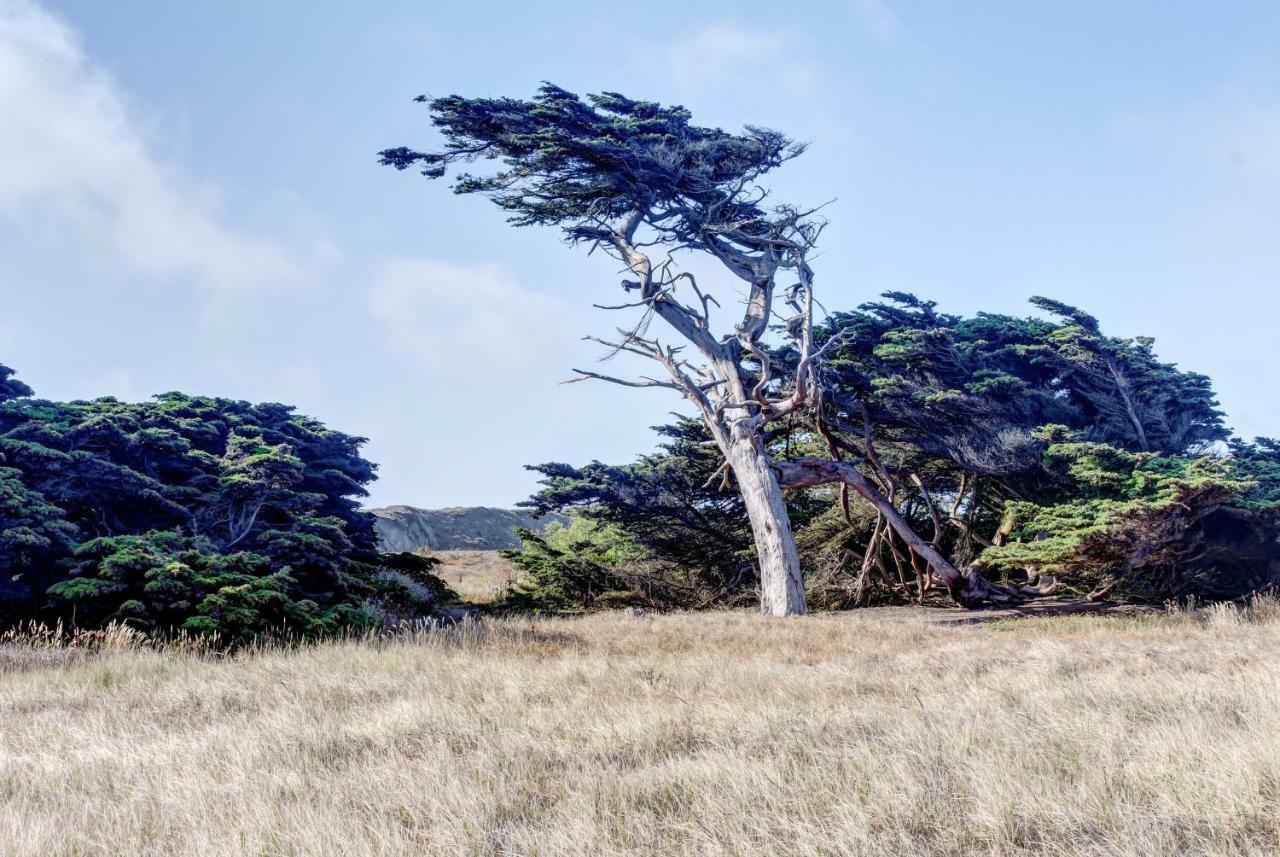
(370, 506), (566, 552)
(4, 605), (1280, 855)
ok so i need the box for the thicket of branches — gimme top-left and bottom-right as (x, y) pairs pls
(505, 294), (1280, 610)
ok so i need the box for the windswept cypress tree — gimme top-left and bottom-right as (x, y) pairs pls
(383, 85), (999, 612)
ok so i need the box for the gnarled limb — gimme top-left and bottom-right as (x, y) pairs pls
(773, 456), (1020, 608)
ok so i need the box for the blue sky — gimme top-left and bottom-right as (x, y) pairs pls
(2, 1), (1278, 507)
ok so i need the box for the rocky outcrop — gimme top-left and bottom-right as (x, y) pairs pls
(369, 506), (566, 553)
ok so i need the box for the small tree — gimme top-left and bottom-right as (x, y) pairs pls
(383, 84), (1003, 613)
(0, 365), (33, 403)
(206, 430), (306, 550)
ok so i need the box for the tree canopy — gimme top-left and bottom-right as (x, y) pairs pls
(379, 83), (804, 244)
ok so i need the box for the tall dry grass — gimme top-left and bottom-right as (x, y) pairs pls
(4, 601), (1280, 855)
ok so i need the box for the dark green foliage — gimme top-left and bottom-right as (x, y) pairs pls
(1027, 297), (1225, 453)
(789, 293), (1251, 601)
(978, 430), (1275, 600)
(1227, 437), (1280, 509)
(0, 467), (77, 609)
(0, 365), (448, 638)
(816, 293), (1226, 473)
(520, 420), (753, 595)
(380, 83), (803, 243)
(368, 552), (455, 620)
(46, 531), (369, 638)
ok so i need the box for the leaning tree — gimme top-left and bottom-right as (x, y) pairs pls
(381, 84), (1000, 614)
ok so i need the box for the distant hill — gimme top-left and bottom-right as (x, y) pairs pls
(369, 506), (567, 553)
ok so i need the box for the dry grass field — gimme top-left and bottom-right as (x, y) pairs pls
(432, 549), (517, 604)
(4, 602), (1280, 856)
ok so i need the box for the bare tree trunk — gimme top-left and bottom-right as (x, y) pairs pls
(1105, 358), (1150, 452)
(726, 425), (806, 616)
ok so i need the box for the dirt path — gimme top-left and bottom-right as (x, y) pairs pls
(857, 598), (1160, 625)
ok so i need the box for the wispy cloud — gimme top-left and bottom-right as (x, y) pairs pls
(657, 22), (821, 97)
(850, 0), (901, 42)
(368, 258), (569, 372)
(0, 0), (313, 293)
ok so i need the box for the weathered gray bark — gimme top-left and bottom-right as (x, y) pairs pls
(726, 427), (806, 616)
(585, 213), (818, 614)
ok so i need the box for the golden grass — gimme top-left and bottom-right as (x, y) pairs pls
(432, 549), (516, 603)
(4, 602), (1280, 856)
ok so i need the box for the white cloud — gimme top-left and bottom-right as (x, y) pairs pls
(659, 22), (820, 96)
(369, 258), (568, 371)
(0, 0), (309, 292)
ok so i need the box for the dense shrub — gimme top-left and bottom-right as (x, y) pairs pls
(978, 430), (1280, 601)
(0, 365), (449, 639)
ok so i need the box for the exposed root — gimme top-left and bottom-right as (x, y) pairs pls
(946, 568), (1059, 609)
